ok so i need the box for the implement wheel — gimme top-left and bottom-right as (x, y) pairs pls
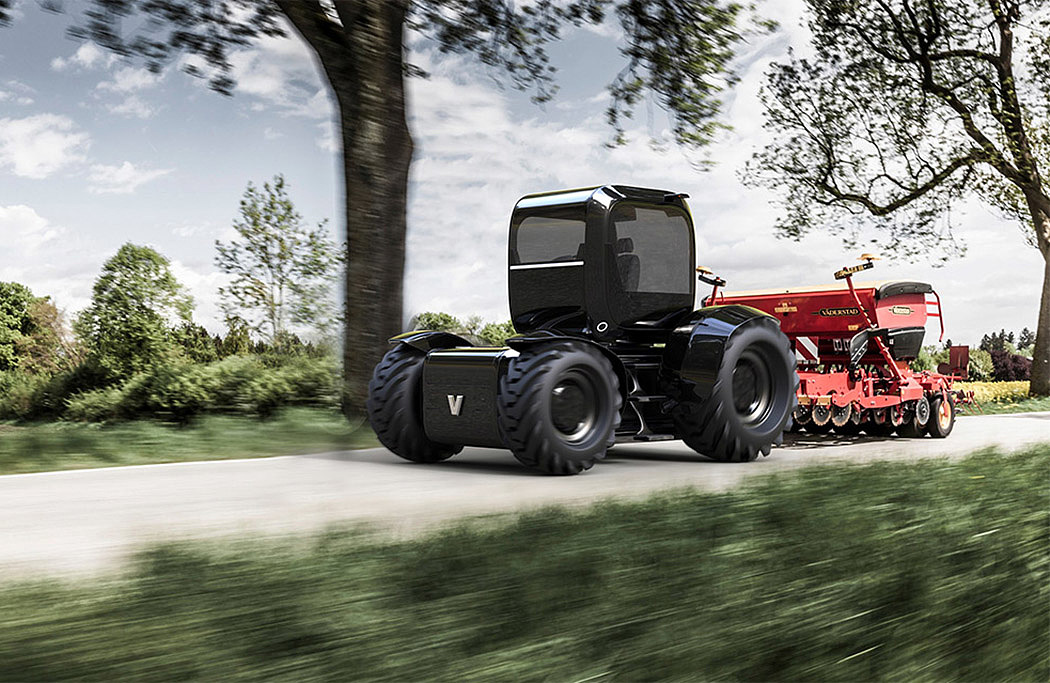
(672, 320), (798, 461)
(367, 345), (463, 463)
(497, 341), (621, 475)
(927, 393), (956, 438)
(898, 396), (930, 438)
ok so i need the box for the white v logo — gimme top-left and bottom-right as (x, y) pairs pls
(447, 395), (464, 416)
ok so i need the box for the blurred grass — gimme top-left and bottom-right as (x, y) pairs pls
(0, 446), (1046, 681)
(0, 407), (376, 475)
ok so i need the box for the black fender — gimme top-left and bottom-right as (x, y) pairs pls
(660, 305), (781, 402)
(506, 329), (630, 406)
(390, 330), (473, 353)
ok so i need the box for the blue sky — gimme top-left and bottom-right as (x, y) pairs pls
(0, 1), (1044, 345)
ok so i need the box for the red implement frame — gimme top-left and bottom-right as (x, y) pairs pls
(708, 257), (976, 432)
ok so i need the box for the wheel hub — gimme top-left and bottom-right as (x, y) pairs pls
(732, 350), (773, 425)
(550, 371), (598, 442)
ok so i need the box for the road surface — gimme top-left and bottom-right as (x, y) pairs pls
(0, 412), (1046, 577)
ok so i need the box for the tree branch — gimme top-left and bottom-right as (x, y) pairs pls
(816, 152), (980, 216)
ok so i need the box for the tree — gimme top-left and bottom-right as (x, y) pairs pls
(173, 322), (220, 364)
(479, 320), (517, 346)
(75, 243), (193, 379)
(1019, 326), (1035, 350)
(747, 0), (1050, 396)
(3, 1), (756, 416)
(16, 297), (83, 375)
(0, 281), (36, 372)
(216, 175), (341, 345)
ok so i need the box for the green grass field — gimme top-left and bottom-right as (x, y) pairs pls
(0, 407), (376, 475)
(0, 446), (1045, 681)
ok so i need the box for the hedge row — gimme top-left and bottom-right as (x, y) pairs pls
(0, 355), (338, 423)
(956, 380), (1031, 404)
(66, 356), (337, 422)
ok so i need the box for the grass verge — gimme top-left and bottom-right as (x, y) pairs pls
(967, 394), (1050, 415)
(0, 407), (376, 475)
(0, 446), (1046, 681)
(956, 381), (1050, 415)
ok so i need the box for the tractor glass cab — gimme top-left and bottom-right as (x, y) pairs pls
(509, 185), (695, 338)
(606, 203), (694, 323)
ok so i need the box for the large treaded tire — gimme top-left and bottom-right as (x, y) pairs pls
(497, 341), (621, 475)
(366, 344), (462, 463)
(672, 320), (798, 462)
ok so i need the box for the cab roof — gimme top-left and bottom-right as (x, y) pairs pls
(514, 185), (678, 211)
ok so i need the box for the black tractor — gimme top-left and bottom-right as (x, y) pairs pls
(367, 185), (799, 475)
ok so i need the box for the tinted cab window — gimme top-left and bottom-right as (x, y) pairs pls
(607, 204), (694, 322)
(510, 213), (586, 265)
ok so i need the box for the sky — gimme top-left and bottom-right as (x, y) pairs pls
(0, 1), (1044, 346)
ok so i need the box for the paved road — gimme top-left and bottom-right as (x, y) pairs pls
(1, 412), (1047, 577)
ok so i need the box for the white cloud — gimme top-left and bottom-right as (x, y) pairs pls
(0, 79), (34, 105)
(106, 94), (158, 119)
(50, 42), (114, 72)
(87, 161), (172, 194)
(0, 114), (90, 179)
(227, 30), (330, 119)
(0, 204), (61, 252)
(0, 205), (94, 314)
(170, 260), (228, 331)
(97, 66), (160, 93)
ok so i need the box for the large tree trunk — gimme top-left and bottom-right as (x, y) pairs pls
(1028, 196), (1050, 396)
(334, 2), (412, 417)
(1031, 248), (1050, 396)
(278, 0), (412, 417)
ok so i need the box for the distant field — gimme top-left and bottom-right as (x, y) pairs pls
(0, 407), (376, 475)
(0, 446), (1045, 682)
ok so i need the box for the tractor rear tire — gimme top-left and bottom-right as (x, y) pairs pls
(927, 393), (956, 438)
(672, 321), (798, 462)
(497, 341), (621, 475)
(367, 345), (463, 463)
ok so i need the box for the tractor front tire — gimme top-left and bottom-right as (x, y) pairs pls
(672, 321), (798, 462)
(367, 345), (463, 463)
(497, 342), (621, 475)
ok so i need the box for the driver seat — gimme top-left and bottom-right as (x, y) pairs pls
(616, 237), (640, 291)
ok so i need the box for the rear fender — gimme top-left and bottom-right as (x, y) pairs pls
(391, 330), (473, 353)
(507, 330), (629, 406)
(660, 305), (779, 402)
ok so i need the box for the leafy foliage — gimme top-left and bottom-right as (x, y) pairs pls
(410, 311), (516, 345)
(968, 347), (995, 381)
(74, 244), (193, 381)
(479, 320), (517, 346)
(64, 355), (338, 423)
(0, 281), (36, 371)
(0, 448), (1045, 680)
(215, 175), (341, 343)
(410, 311), (464, 334)
(990, 348), (1033, 381)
